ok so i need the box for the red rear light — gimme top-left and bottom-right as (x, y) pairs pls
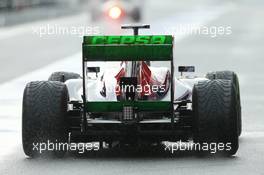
(108, 6), (122, 19)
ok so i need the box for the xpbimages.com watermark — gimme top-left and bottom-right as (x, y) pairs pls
(164, 141), (232, 154)
(32, 140), (100, 154)
(32, 140), (233, 154)
(32, 24), (101, 37)
(165, 24), (232, 38)
(115, 84), (166, 96)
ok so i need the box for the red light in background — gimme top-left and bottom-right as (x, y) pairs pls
(108, 6), (122, 19)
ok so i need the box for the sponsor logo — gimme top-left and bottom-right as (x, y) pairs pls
(90, 36), (167, 45)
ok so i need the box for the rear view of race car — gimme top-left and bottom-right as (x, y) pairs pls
(22, 25), (241, 158)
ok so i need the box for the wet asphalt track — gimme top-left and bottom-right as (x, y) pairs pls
(0, 0), (264, 174)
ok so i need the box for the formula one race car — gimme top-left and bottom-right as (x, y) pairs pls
(22, 24), (241, 158)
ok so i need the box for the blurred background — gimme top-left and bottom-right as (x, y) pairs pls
(0, 0), (85, 26)
(0, 0), (264, 174)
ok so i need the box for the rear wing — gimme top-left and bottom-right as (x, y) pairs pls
(81, 35), (174, 116)
(82, 35), (173, 61)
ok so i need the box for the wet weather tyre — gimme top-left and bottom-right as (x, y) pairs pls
(206, 71), (241, 136)
(48, 72), (81, 82)
(192, 80), (239, 156)
(22, 81), (69, 158)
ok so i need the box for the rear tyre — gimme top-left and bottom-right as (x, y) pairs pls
(206, 71), (241, 136)
(22, 81), (69, 158)
(48, 71), (81, 83)
(192, 80), (239, 156)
